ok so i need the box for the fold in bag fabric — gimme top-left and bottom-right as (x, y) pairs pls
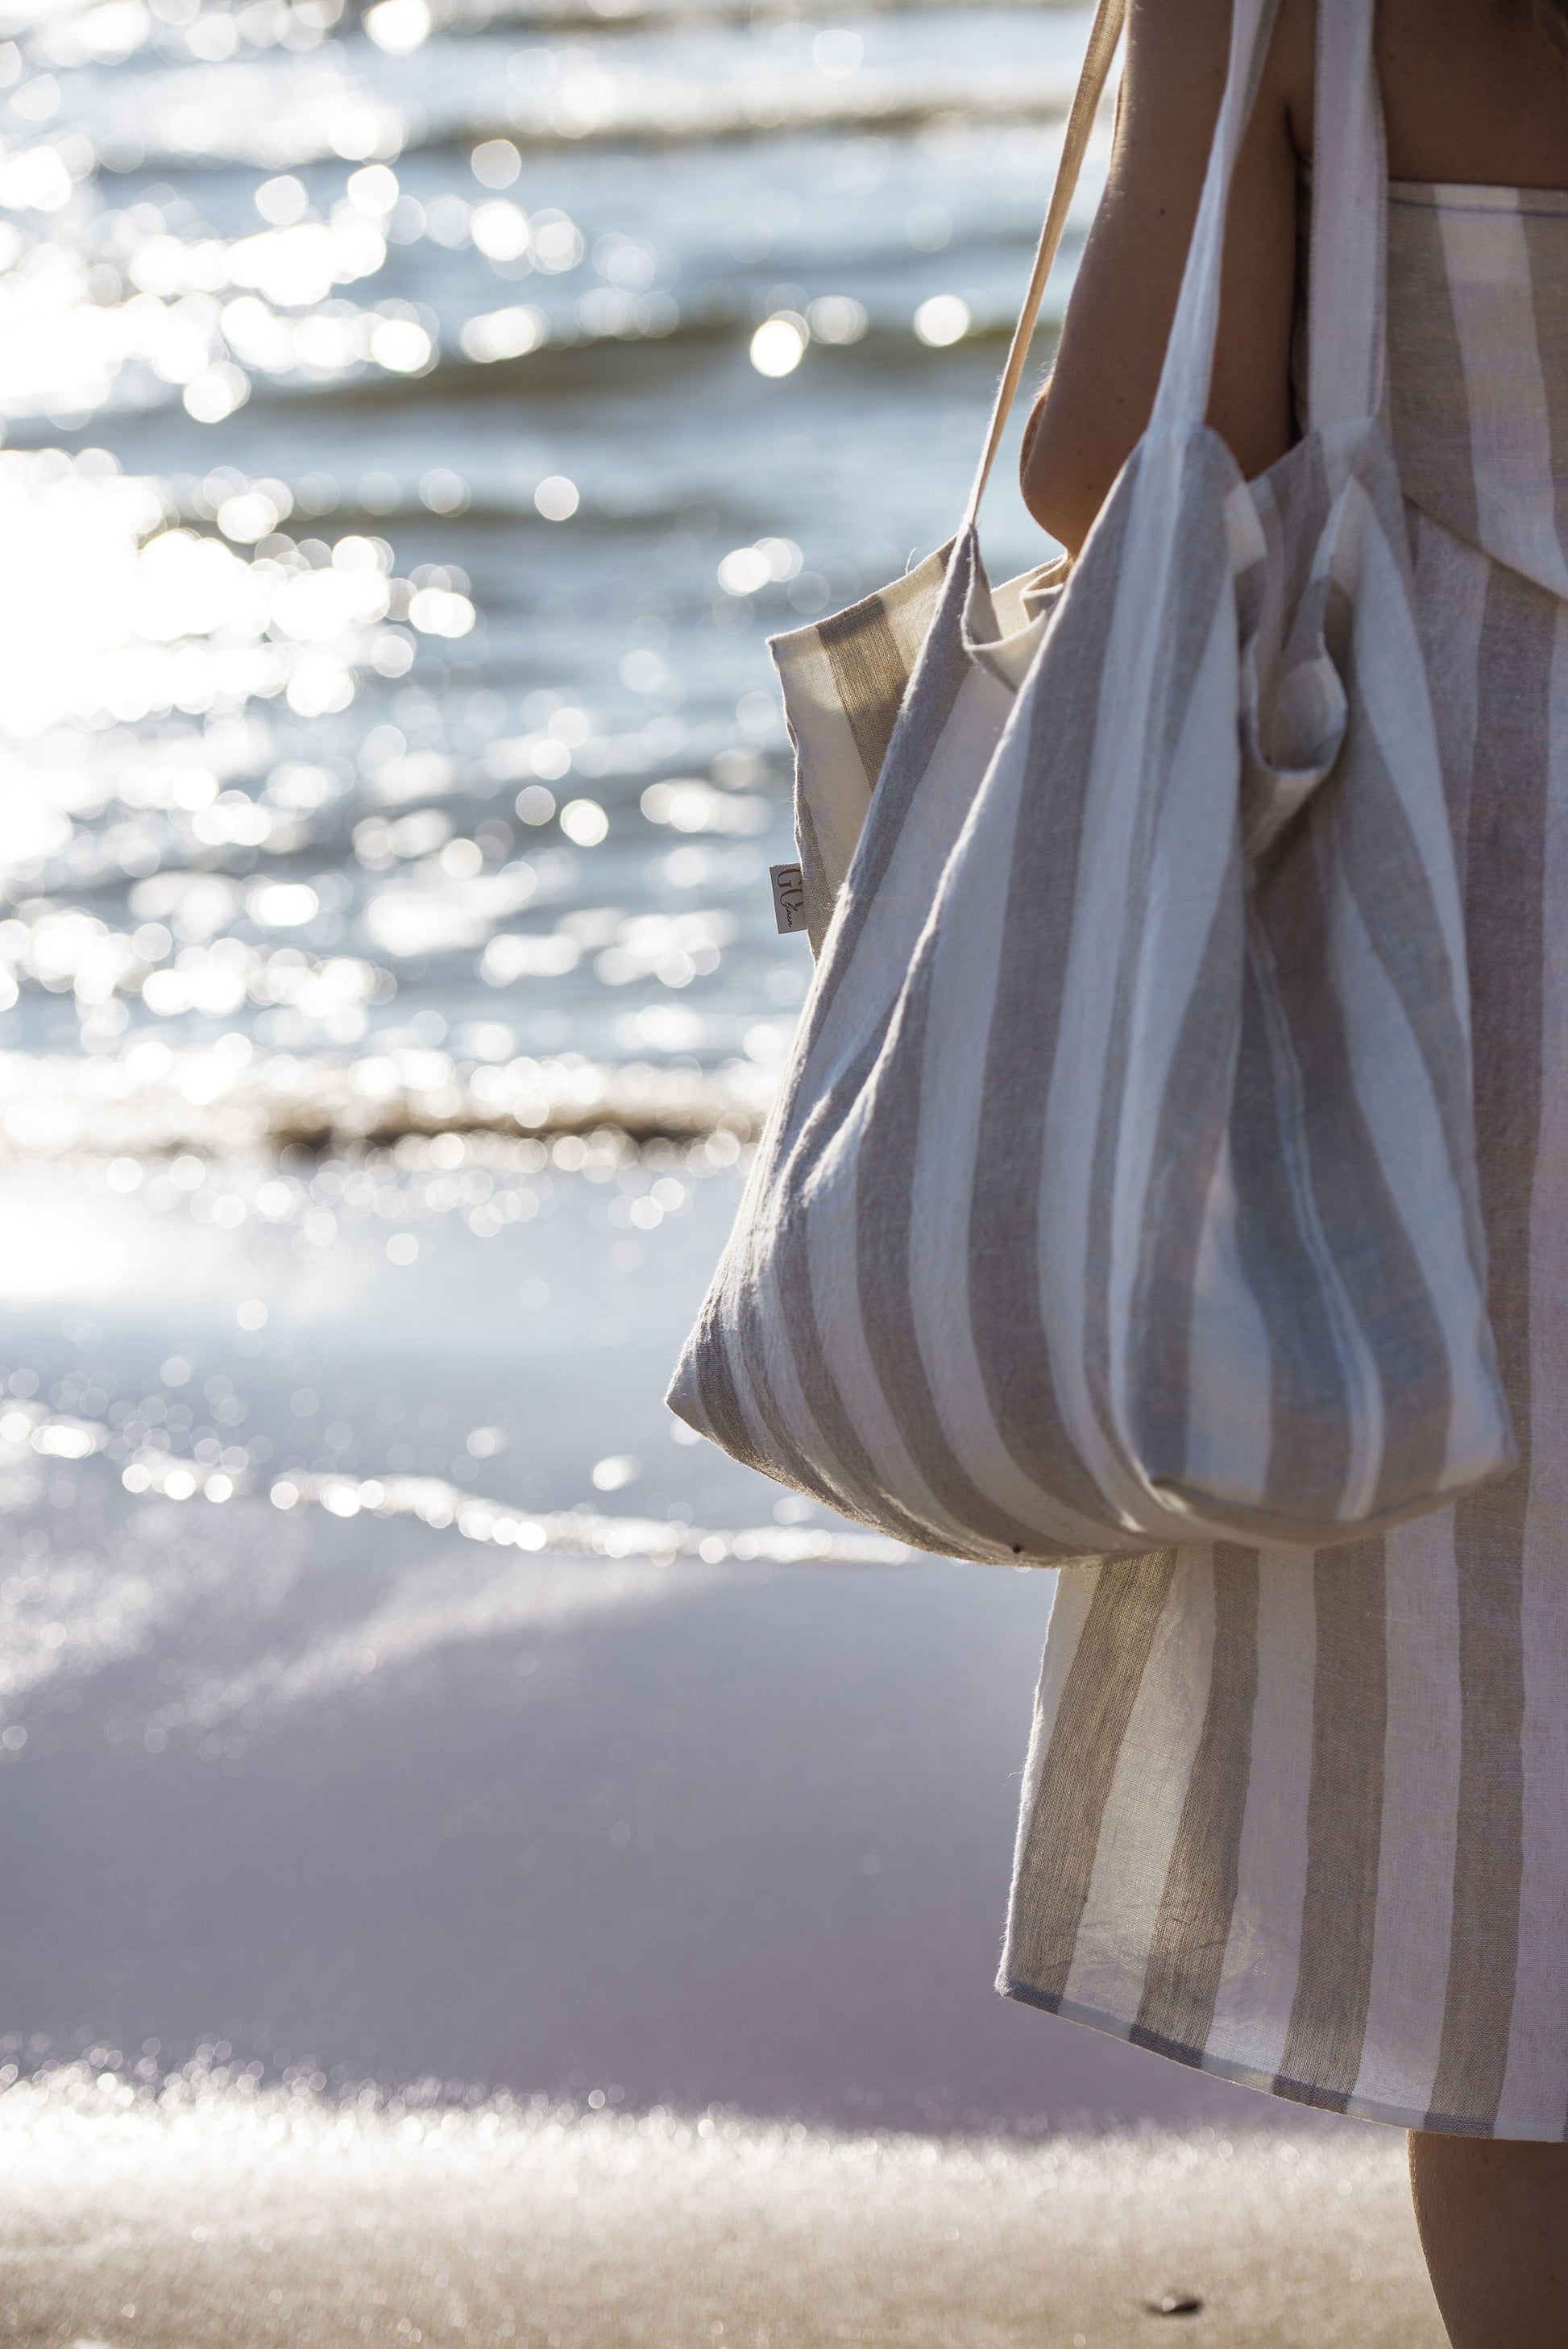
(666, 0), (1513, 1562)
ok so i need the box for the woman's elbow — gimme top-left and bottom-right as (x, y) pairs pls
(1019, 392), (1092, 558)
(1018, 394), (1053, 529)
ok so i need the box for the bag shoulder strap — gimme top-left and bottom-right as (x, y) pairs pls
(963, 0), (1380, 530)
(1151, 0), (1283, 429)
(962, 0), (1126, 529)
(1307, 0), (1386, 426)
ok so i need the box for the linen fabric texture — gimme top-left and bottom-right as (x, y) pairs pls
(667, 0), (1511, 1561)
(1000, 132), (1568, 2135)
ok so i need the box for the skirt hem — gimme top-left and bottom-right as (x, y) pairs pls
(996, 1973), (1568, 2142)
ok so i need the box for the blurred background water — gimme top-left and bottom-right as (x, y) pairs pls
(0, 0), (1355, 2181)
(0, 0), (1103, 1094)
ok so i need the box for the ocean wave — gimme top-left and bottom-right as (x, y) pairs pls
(0, 1398), (906, 1741)
(268, 1467), (908, 1563)
(1, 270), (1052, 438)
(38, 2), (1105, 170)
(0, 210), (1069, 437)
(67, 48), (1085, 171)
(0, 1044), (777, 1155)
(21, 0), (1093, 70)
(232, 298), (1044, 413)
(434, 0), (1089, 31)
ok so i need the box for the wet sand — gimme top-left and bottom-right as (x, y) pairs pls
(0, 1155), (1433, 2342)
(0, 1153), (1363, 2136)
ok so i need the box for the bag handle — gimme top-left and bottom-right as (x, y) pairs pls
(1152, 0), (1385, 435)
(1307, 0), (1386, 426)
(965, 0), (1382, 530)
(962, 0), (1126, 530)
(1151, 0), (1282, 428)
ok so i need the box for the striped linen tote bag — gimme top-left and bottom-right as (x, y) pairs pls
(667, 0), (1514, 1563)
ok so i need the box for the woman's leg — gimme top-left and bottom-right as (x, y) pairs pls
(1408, 2130), (1568, 2347)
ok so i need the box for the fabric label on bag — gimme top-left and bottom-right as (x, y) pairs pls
(769, 862), (809, 935)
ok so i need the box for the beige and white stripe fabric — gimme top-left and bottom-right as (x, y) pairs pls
(669, 0), (1512, 1558)
(771, 542), (956, 954)
(1002, 177), (1568, 2138)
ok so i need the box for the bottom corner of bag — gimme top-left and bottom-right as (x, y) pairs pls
(1135, 1472), (1339, 1555)
(662, 1348), (710, 1431)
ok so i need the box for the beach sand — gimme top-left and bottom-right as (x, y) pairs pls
(0, 1160), (1443, 2345)
(0, 2074), (1442, 2349)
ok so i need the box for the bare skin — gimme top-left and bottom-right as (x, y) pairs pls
(1409, 2135), (1568, 2347)
(1024, 0), (1568, 554)
(1023, 4), (1568, 2342)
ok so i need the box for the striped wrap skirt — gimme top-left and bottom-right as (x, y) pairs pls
(1001, 180), (1568, 2139)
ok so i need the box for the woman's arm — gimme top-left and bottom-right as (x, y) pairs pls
(1022, 0), (1311, 555)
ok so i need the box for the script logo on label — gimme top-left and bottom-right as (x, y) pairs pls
(769, 861), (808, 935)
